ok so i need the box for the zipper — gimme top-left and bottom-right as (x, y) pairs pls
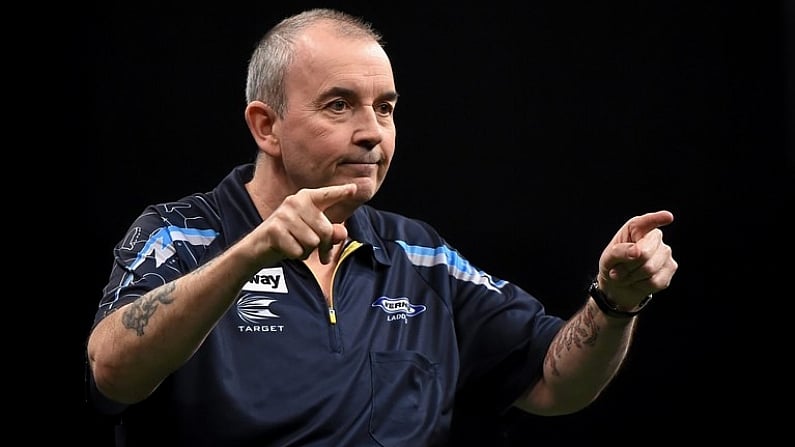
(327, 240), (364, 324)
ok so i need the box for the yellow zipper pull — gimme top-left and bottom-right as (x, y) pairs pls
(328, 307), (337, 325)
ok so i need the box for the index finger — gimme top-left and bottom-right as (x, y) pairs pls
(309, 184), (358, 210)
(627, 210), (674, 242)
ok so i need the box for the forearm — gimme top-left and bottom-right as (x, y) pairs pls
(87, 241), (267, 404)
(516, 299), (636, 415)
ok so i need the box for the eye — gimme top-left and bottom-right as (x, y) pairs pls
(374, 102), (394, 116)
(327, 99), (350, 112)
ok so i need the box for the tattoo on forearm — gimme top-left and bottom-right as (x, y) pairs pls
(122, 282), (176, 336)
(546, 303), (600, 376)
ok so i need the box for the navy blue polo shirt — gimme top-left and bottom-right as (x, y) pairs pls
(90, 163), (565, 446)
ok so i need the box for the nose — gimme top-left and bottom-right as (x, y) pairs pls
(352, 106), (384, 150)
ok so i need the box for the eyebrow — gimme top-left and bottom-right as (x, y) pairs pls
(320, 86), (399, 103)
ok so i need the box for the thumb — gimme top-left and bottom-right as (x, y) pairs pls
(318, 223), (349, 265)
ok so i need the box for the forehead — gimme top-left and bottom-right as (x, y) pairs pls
(287, 24), (395, 95)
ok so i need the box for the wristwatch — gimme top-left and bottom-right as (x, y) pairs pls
(588, 281), (652, 318)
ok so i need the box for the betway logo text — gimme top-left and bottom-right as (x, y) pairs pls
(241, 267), (288, 293)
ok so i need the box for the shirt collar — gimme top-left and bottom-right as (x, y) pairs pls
(218, 163), (392, 266)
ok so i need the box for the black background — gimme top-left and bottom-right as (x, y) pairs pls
(72, 1), (791, 444)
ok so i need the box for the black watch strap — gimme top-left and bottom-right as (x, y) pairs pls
(588, 281), (652, 318)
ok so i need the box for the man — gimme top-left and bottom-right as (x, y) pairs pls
(87, 8), (678, 446)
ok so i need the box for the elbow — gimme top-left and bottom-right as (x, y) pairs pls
(514, 379), (602, 416)
(89, 350), (155, 405)
(90, 358), (149, 405)
(87, 332), (157, 405)
(514, 398), (595, 417)
(540, 395), (600, 416)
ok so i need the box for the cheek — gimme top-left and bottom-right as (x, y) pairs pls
(282, 122), (338, 160)
(381, 131), (397, 163)
(308, 121), (334, 139)
(305, 122), (349, 155)
(282, 119), (323, 142)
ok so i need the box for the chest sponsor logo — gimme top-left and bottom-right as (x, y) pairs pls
(235, 293), (285, 333)
(371, 296), (427, 324)
(242, 267), (288, 293)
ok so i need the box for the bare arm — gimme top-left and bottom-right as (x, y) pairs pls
(87, 184), (356, 404)
(515, 210), (678, 415)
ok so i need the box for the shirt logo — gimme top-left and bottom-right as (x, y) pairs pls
(242, 267), (288, 293)
(371, 296), (427, 324)
(237, 294), (280, 322)
(235, 293), (285, 333)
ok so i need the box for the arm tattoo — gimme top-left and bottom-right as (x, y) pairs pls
(122, 282), (176, 336)
(546, 302), (600, 376)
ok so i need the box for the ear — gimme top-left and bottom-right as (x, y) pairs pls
(244, 101), (281, 157)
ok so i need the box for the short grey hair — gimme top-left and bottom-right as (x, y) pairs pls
(245, 8), (384, 117)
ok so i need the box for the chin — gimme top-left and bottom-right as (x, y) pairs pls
(353, 190), (376, 205)
(351, 178), (379, 202)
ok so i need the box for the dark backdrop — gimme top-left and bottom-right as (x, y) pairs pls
(74, 1), (792, 444)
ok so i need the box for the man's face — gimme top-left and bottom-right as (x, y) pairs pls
(274, 24), (398, 206)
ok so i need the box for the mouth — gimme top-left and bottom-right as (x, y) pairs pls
(340, 161), (378, 167)
(341, 155), (381, 165)
(339, 162), (378, 175)
(340, 156), (381, 169)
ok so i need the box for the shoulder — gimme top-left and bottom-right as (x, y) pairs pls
(132, 165), (248, 228)
(354, 205), (445, 246)
(143, 191), (219, 219)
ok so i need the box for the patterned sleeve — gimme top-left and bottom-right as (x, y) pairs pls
(94, 200), (221, 325)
